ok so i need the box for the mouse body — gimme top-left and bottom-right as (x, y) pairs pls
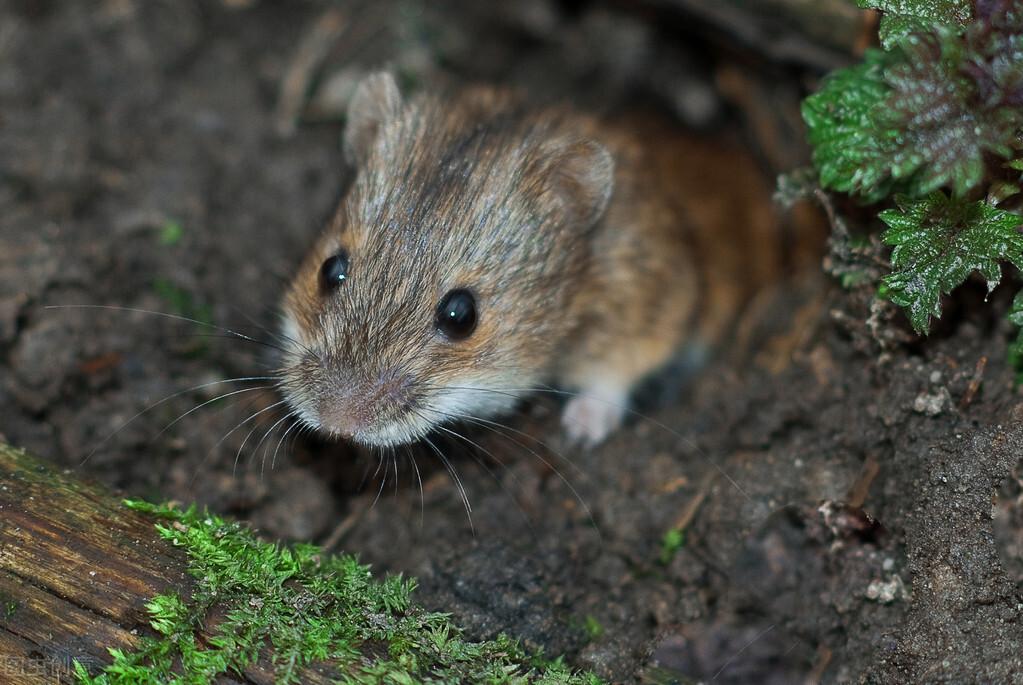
(279, 72), (783, 447)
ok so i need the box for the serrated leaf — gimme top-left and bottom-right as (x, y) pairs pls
(856, 0), (973, 48)
(880, 17), (1023, 198)
(802, 50), (897, 203)
(1008, 290), (1023, 382)
(881, 29), (991, 196)
(966, 4), (1023, 109)
(880, 193), (1023, 333)
(1009, 289), (1023, 327)
(804, 4), (1023, 201)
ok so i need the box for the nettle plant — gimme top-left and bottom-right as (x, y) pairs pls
(798, 0), (1023, 358)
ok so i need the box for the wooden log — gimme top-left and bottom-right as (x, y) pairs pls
(0, 444), (586, 685)
(0, 443), (339, 685)
(0, 443), (185, 683)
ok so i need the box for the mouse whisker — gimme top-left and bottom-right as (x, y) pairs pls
(235, 299), (324, 365)
(186, 389), (281, 485)
(45, 304), (294, 357)
(154, 385), (275, 442)
(228, 301), (301, 354)
(369, 447), (390, 512)
(354, 449), (378, 495)
(157, 330), (282, 357)
(403, 443), (426, 529)
(420, 433), (475, 536)
(232, 399), (291, 476)
(440, 409), (590, 480)
(285, 422), (313, 473)
(425, 406), (598, 542)
(421, 417), (540, 540)
(392, 446), (400, 498)
(425, 384), (525, 403)
(255, 411), (297, 479)
(79, 375), (280, 467)
(270, 414), (303, 472)
(438, 384), (752, 504)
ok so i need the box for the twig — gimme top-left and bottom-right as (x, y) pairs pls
(672, 469), (717, 532)
(804, 644), (833, 685)
(846, 454), (880, 509)
(321, 494), (371, 551)
(958, 355), (987, 409)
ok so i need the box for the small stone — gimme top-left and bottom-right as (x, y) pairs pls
(866, 575), (904, 603)
(912, 388), (952, 416)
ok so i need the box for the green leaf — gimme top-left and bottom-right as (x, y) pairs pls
(802, 50), (897, 203)
(880, 193), (1023, 333)
(989, 180), (1021, 205)
(1008, 290), (1023, 328)
(879, 27), (1018, 197)
(855, 0), (972, 48)
(1008, 291), (1023, 383)
(804, 5), (1023, 202)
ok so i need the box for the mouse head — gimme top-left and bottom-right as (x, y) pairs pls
(280, 72), (614, 446)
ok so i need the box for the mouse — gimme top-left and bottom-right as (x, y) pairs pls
(278, 71), (790, 448)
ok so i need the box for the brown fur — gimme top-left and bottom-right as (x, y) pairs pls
(279, 73), (799, 447)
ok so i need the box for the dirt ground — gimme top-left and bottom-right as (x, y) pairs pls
(2, 1), (1023, 682)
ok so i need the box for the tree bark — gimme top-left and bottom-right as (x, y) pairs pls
(0, 443), (336, 685)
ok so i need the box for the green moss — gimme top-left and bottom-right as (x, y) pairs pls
(582, 617), (603, 642)
(74, 500), (601, 685)
(1, 591), (17, 619)
(158, 220), (184, 246)
(658, 529), (685, 566)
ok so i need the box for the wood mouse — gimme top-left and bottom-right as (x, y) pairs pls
(279, 72), (790, 448)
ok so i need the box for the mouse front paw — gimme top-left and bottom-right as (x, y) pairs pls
(561, 393), (627, 447)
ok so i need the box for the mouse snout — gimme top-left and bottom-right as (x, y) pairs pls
(317, 397), (370, 437)
(315, 369), (415, 439)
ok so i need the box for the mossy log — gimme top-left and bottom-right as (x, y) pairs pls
(0, 443), (335, 685)
(0, 444), (593, 685)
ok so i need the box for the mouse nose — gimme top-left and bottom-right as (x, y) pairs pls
(317, 386), (374, 437)
(316, 370), (413, 438)
(318, 401), (369, 437)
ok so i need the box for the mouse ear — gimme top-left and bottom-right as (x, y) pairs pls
(540, 138), (615, 227)
(344, 72), (403, 167)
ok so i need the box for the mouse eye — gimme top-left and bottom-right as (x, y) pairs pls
(435, 289), (477, 340)
(319, 250), (350, 291)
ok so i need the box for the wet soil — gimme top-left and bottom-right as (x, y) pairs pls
(2, 1), (1022, 682)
